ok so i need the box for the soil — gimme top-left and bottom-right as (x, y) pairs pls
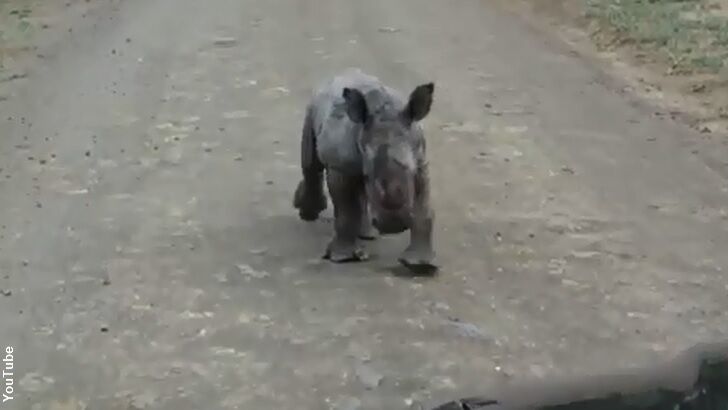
(1, 0), (113, 82)
(1, 1), (727, 408)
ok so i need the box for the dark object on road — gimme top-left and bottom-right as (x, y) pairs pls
(430, 341), (728, 410)
(293, 68), (438, 271)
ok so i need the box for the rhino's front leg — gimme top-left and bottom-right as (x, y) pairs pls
(399, 165), (436, 271)
(358, 189), (378, 240)
(293, 105), (327, 221)
(324, 170), (369, 263)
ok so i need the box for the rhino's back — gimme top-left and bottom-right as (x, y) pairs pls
(310, 69), (406, 175)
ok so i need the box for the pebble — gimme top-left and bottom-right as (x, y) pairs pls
(19, 373), (54, 393)
(355, 364), (383, 389)
(214, 37), (237, 47)
(440, 121), (483, 134)
(237, 264), (270, 279)
(449, 319), (491, 341)
(222, 110), (250, 120)
(336, 397), (361, 410)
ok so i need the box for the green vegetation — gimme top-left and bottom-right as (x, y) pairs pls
(0, 1), (36, 70)
(585, 0), (728, 73)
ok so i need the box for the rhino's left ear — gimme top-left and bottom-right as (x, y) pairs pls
(403, 82), (434, 123)
(343, 87), (369, 124)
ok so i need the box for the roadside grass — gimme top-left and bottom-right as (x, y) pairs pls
(0, 0), (37, 71)
(585, 0), (728, 74)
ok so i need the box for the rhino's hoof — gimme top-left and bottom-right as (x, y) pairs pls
(299, 208), (324, 222)
(323, 241), (369, 263)
(293, 181), (327, 221)
(399, 248), (438, 275)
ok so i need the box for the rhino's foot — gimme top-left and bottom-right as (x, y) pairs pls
(399, 246), (438, 275)
(293, 180), (327, 221)
(323, 239), (369, 263)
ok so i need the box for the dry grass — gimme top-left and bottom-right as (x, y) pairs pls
(494, 0), (728, 134)
(585, 0), (728, 74)
(582, 0), (728, 133)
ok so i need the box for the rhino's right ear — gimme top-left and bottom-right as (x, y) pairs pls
(342, 87), (369, 124)
(403, 82), (434, 123)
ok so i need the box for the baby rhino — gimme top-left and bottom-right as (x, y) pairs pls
(293, 68), (436, 271)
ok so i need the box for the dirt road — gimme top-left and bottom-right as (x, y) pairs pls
(1, 0), (727, 408)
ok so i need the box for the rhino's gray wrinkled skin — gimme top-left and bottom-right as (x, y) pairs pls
(293, 68), (436, 270)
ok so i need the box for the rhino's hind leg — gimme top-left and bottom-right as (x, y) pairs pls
(293, 105), (327, 221)
(294, 174), (326, 221)
(358, 189), (378, 240)
(323, 171), (369, 263)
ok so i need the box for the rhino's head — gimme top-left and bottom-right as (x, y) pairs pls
(342, 82), (434, 235)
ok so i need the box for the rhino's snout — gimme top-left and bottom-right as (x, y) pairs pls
(376, 180), (408, 211)
(372, 211), (412, 235)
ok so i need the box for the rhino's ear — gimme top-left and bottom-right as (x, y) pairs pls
(342, 87), (369, 124)
(403, 82), (434, 123)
